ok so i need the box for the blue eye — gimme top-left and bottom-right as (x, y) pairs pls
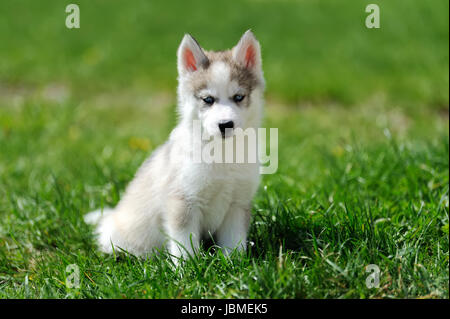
(233, 94), (245, 103)
(203, 96), (215, 105)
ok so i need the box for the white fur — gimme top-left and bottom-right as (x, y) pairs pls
(86, 31), (265, 263)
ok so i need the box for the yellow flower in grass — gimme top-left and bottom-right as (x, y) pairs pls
(128, 137), (152, 151)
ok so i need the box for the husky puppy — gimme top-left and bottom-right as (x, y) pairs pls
(85, 30), (265, 262)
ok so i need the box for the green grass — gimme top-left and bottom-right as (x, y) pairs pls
(0, 0), (448, 298)
(0, 0), (448, 107)
(0, 97), (448, 298)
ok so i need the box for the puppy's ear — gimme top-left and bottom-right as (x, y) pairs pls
(177, 34), (209, 75)
(232, 30), (262, 71)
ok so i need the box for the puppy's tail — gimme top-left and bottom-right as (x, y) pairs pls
(84, 208), (114, 225)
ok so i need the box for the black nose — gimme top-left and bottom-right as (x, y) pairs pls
(218, 121), (234, 136)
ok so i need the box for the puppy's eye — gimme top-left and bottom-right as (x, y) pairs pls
(203, 96), (215, 105)
(233, 94), (245, 103)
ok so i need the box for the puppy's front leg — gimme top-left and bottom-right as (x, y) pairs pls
(166, 197), (200, 264)
(216, 204), (251, 256)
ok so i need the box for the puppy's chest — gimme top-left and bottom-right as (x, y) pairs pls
(183, 163), (258, 231)
(185, 163), (256, 199)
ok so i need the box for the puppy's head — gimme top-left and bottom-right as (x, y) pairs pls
(176, 30), (265, 139)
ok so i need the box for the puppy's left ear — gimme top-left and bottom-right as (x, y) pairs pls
(177, 34), (209, 76)
(232, 30), (262, 71)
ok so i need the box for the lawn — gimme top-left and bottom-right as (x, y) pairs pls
(0, 0), (448, 298)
